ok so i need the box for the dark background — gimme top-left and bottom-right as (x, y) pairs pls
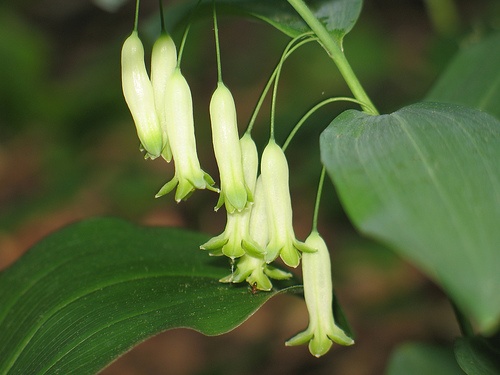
(0, 0), (498, 374)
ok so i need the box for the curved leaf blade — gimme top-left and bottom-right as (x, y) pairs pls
(454, 336), (500, 375)
(320, 102), (500, 333)
(164, 0), (363, 39)
(426, 32), (500, 119)
(0, 218), (300, 375)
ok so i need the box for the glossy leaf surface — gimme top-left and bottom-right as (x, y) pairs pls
(454, 336), (500, 375)
(165, 0), (363, 39)
(426, 32), (500, 119)
(0, 218), (300, 374)
(320, 102), (500, 333)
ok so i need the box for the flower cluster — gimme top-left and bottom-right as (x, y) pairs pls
(121, 8), (354, 357)
(121, 30), (217, 201)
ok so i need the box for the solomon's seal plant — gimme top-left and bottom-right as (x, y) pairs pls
(4, 0), (497, 373)
(119, 0), (356, 357)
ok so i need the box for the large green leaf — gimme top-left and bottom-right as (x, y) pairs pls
(320, 102), (500, 333)
(426, 32), (500, 119)
(386, 342), (465, 375)
(0, 218), (300, 375)
(164, 0), (363, 39)
(454, 336), (500, 375)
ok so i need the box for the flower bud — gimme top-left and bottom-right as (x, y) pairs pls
(121, 31), (163, 158)
(286, 231), (353, 357)
(261, 140), (315, 267)
(239, 133), (259, 194)
(156, 68), (217, 201)
(210, 83), (251, 213)
(151, 33), (177, 162)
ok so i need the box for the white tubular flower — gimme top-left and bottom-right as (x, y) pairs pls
(201, 133), (261, 259)
(222, 254), (292, 291)
(121, 31), (163, 158)
(210, 82), (251, 213)
(220, 176), (292, 291)
(151, 33), (177, 162)
(200, 209), (250, 259)
(261, 139), (315, 267)
(286, 231), (354, 357)
(156, 68), (217, 201)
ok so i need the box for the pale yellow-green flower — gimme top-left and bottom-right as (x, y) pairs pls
(200, 133), (261, 259)
(210, 83), (252, 213)
(156, 68), (216, 201)
(261, 139), (315, 267)
(286, 231), (353, 357)
(219, 176), (291, 290)
(151, 32), (177, 162)
(121, 31), (162, 159)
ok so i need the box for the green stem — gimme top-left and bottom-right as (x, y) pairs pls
(159, 0), (166, 34)
(176, 0), (202, 67)
(282, 96), (365, 151)
(213, 0), (223, 82)
(286, 0), (378, 115)
(312, 167), (326, 232)
(133, 0), (140, 32)
(245, 34), (315, 135)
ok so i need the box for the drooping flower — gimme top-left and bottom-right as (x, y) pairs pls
(151, 32), (177, 162)
(201, 133), (261, 259)
(156, 68), (217, 201)
(261, 139), (315, 267)
(286, 231), (354, 357)
(219, 176), (291, 291)
(121, 31), (163, 159)
(210, 83), (252, 213)
(222, 253), (292, 291)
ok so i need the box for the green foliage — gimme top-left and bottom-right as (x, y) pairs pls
(426, 32), (500, 119)
(0, 218), (300, 374)
(454, 336), (500, 375)
(165, 0), (362, 39)
(386, 342), (465, 375)
(320, 102), (500, 333)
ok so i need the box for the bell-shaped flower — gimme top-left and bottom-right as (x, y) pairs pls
(121, 31), (163, 158)
(201, 133), (261, 259)
(261, 139), (315, 267)
(156, 68), (217, 201)
(210, 83), (252, 213)
(151, 32), (177, 162)
(219, 176), (290, 290)
(200, 208), (255, 259)
(286, 231), (354, 357)
(221, 253), (292, 291)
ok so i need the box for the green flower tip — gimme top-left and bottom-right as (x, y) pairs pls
(156, 171), (218, 202)
(285, 231), (353, 357)
(285, 324), (354, 358)
(219, 254), (292, 291)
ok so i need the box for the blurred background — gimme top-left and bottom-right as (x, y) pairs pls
(0, 0), (498, 374)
